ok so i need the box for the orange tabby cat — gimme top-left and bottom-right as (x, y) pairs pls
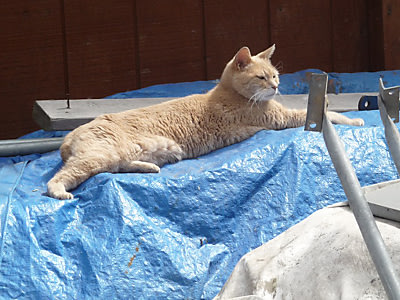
(48, 45), (364, 199)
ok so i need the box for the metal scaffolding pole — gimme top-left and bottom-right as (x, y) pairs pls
(305, 73), (400, 300)
(0, 137), (64, 157)
(322, 116), (400, 300)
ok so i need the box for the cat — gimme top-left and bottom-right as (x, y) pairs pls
(47, 45), (364, 199)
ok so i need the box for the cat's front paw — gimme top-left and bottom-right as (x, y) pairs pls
(352, 118), (364, 126)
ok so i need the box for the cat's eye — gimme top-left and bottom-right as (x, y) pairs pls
(273, 75), (277, 78)
(256, 75), (266, 80)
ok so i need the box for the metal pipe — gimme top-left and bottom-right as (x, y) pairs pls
(378, 96), (400, 175)
(0, 137), (64, 157)
(322, 116), (400, 300)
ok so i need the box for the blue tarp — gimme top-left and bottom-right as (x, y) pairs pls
(1, 70), (400, 299)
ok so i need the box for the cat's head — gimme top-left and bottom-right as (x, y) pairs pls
(221, 45), (279, 102)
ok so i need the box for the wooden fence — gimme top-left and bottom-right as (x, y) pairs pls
(1, 0), (399, 139)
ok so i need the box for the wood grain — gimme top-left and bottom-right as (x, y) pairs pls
(203, 0), (270, 79)
(331, 0), (369, 72)
(136, 0), (205, 87)
(64, 0), (137, 98)
(0, 1), (397, 139)
(366, 0), (385, 71)
(381, 0), (400, 70)
(0, 1), (65, 139)
(269, 1), (332, 73)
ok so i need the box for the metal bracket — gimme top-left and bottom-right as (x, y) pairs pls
(379, 78), (400, 123)
(358, 95), (378, 111)
(305, 73), (328, 132)
(377, 78), (400, 175)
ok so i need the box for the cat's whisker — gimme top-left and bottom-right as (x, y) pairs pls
(254, 99), (261, 110)
(248, 90), (265, 113)
(249, 95), (259, 111)
(250, 90), (263, 102)
(274, 61), (284, 73)
(274, 90), (284, 100)
(248, 94), (257, 107)
(248, 99), (255, 114)
(250, 90), (266, 110)
(254, 89), (274, 103)
(250, 101), (256, 112)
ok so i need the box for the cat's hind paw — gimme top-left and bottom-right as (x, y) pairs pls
(47, 182), (74, 200)
(352, 118), (364, 126)
(49, 190), (74, 200)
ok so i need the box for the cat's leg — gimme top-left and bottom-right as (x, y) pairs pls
(286, 110), (364, 128)
(326, 111), (364, 126)
(137, 135), (185, 166)
(47, 155), (118, 200)
(274, 108), (364, 129)
(285, 109), (308, 128)
(262, 100), (308, 129)
(288, 110), (364, 127)
(265, 101), (364, 129)
(119, 161), (160, 173)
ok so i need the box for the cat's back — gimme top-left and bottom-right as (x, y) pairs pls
(121, 93), (208, 118)
(67, 93), (209, 140)
(108, 93), (210, 131)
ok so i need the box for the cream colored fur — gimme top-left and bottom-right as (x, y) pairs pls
(47, 45), (364, 199)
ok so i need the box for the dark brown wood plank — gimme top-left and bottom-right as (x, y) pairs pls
(366, 0), (385, 71)
(331, 0), (369, 72)
(203, 0), (270, 80)
(269, 1), (332, 73)
(136, 0), (205, 87)
(382, 0), (400, 70)
(64, 0), (137, 98)
(0, 1), (66, 139)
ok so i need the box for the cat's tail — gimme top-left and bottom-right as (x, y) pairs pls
(47, 156), (116, 200)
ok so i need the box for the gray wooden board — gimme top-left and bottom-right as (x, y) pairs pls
(33, 93), (376, 131)
(33, 97), (175, 131)
(363, 179), (400, 222)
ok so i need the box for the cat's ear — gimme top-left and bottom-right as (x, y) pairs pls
(233, 47), (252, 70)
(257, 44), (276, 60)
